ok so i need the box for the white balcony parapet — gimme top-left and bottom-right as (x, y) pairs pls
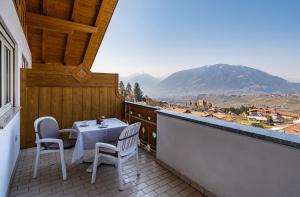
(157, 109), (300, 148)
(156, 109), (300, 197)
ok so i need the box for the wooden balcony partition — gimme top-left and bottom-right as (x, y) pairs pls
(125, 101), (159, 152)
(18, 0), (120, 149)
(20, 67), (124, 148)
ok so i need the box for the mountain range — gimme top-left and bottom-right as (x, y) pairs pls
(121, 64), (300, 97)
(120, 73), (160, 94)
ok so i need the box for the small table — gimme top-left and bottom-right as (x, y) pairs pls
(71, 118), (127, 165)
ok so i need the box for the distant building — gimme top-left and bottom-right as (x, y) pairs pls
(282, 124), (300, 136)
(247, 115), (268, 123)
(272, 112), (284, 124)
(196, 99), (209, 111)
(293, 119), (300, 124)
(278, 112), (300, 123)
(249, 108), (272, 117)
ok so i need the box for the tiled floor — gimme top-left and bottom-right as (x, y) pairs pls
(9, 148), (204, 197)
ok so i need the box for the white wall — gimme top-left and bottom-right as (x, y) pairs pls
(0, 0), (32, 106)
(157, 113), (300, 197)
(0, 114), (20, 196)
(0, 0), (31, 196)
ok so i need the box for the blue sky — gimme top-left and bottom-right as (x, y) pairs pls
(92, 0), (300, 82)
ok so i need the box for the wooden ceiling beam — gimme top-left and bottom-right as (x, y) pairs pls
(64, 31), (74, 65)
(42, 0), (48, 15)
(64, 0), (78, 65)
(82, 0), (118, 70)
(42, 0), (48, 63)
(71, 0), (79, 19)
(26, 12), (98, 34)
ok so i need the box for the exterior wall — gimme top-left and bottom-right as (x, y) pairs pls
(0, 0), (31, 196)
(157, 113), (300, 197)
(0, 114), (20, 196)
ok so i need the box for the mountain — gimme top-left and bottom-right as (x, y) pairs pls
(155, 64), (300, 97)
(120, 73), (160, 95)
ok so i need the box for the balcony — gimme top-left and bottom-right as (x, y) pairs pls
(7, 101), (300, 197)
(9, 148), (203, 197)
(1, 0), (300, 197)
(123, 102), (300, 197)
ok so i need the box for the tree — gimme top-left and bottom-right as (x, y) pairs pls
(251, 122), (265, 129)
(125, 83), (134, 101)
(119, 81), (125, 96)
(133, 82), (144, 102)
(267, 116), (274, 125)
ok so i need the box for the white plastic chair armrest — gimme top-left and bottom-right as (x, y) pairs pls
(36, 138), (63, 144)
(59, 129), (77, 134)
(95, 142), (117, 151)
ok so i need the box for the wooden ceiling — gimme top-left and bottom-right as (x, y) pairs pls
(25, 0), (118, 70)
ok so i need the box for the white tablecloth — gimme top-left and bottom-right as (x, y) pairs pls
(71, 118), (127, 163)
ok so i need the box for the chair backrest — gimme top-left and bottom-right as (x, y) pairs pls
(117, 122), (141, 156)
(34, 116), (60, 140)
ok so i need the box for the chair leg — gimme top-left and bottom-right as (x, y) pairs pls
(135, 150), (140, 177)
(91, 151), (99, 184)
(118, 158), (123, 191)
(33, 145), (41, 178)
(59, 146), (67, 180)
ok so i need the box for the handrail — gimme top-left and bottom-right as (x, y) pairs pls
(124, 101), (157, 152)
(124, 101), (160, 110)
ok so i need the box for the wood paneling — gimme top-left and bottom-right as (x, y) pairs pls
(26, 12), (98, 34)
(125, 102), (158, 152)
(20, 0), (120, 149)
(25, 0), (118, 69)
(21, 68), (124, 148)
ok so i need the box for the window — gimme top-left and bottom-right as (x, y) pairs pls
(0, 23), (15, 116)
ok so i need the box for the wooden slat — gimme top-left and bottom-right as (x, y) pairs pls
(62, 87), (73, 128)
(72, 87), (83, 121)
(38, 87), (51, 116)
(51, 87), (63, 127)
(91, 87), (100, 119)
(110, 88), (116, 117)
(82, 87), (92, 120)
(99, 87), (108, 117)
(42, 30), (47, 62)
(26, 87), (39, 148)
(26, 12), (98, 34)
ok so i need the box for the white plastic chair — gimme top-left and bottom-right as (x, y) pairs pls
(33, 116), (77, 180)
(91, 122), (141, 190)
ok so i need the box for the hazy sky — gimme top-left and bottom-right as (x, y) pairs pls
(91, 0), (300, 82)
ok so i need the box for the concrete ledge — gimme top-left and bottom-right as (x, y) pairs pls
(0, 107), (21, 129)
(156, 109), (300, 149)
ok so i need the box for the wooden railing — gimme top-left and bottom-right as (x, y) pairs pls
(125, 101), (159, 152)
